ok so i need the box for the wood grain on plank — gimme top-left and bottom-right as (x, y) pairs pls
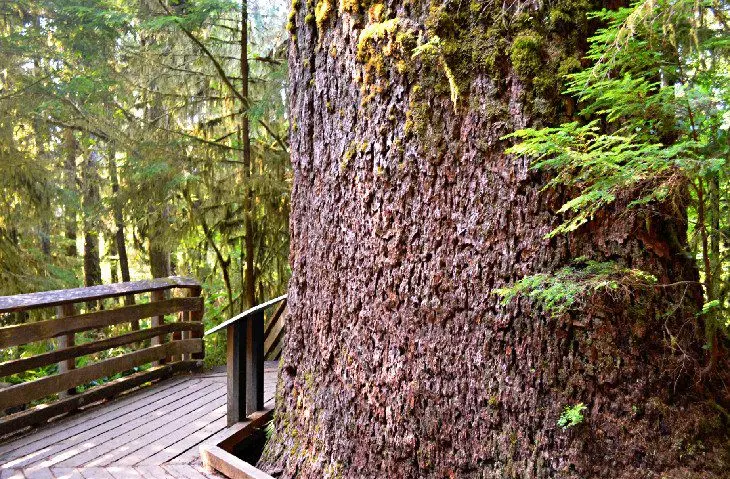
(48, 469), (84, 479)
(0, 470), (25, 479)
(0, 298), (203, 349)
(200, 445), (274, 479)
(0, 277), (200, 314)
(162, 464), (211, 479)
(0, 341), (202, 410)
(78, 467), (115, 479)
(124, 406), (227, 465)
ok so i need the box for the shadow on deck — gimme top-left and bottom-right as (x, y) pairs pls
(0, 363), (278, 479)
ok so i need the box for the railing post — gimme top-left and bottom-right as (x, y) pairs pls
(245, 309), (264, 416)
(55, 304), (76, 397)
(226, 322), (246, 426)
(189, 286), (204, 361)
(150, 290), (166, 366)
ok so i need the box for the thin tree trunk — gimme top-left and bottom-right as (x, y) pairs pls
(109, 149), (135, 311)
(241, 1), (256, 309)
(109, 151), (131, 283)
(63, 130), (78, 260)
(260, 1), (727, 477)
(82, 149), (102, 288)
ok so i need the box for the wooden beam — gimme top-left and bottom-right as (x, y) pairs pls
(0, 297), (203, 349)
(200, 445), (275, 479)
(150, 290), (166, 366)
(246, 310), (264, 416)
(56, 304), (77, 397)
(0, 340), (202, 410)
(0, 323), (204, 377)
(227, 323), (246, 426)
(217, 408), (274, 452)
(204, 295), (286, 336)
(189, 286), (205, 361)
(0, 276), (201, 314)
(0, 361), (200, 437)
(201, 409), (275, 479)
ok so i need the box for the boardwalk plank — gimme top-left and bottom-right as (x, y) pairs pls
(7, 383), (221, 470)
(78, 468), (114, 479)
(0, 377), (191, 461)
(19, 468), (53, 479)
(106, 466), (144, 479)
(0, 378), (207, 466)
(49, 469), (84, 479)
(87, 396), (227, 467)
(55, 388), (226, 467)
(134, 466), (175, 479)
(162, 465), (210, 479)
(0, 369), (274, 479)
(131, 410), (227, 465)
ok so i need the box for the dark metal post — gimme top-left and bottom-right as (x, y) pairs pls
(226, 322), (246, 426)
(246, 309), (264, 415)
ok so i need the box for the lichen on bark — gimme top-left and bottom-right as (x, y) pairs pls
(261, 0), (730, 477)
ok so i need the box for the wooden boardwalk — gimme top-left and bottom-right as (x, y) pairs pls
(0, 364), (278, 479)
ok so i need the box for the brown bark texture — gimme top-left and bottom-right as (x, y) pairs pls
(260, 0), (730, 477)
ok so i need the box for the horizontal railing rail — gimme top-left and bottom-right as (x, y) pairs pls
(0, 277), (204, 437)
(205, 294), (286, 426)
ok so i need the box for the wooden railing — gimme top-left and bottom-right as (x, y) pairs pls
(0, 277), (204, 437)
(205, 295), (287, 426)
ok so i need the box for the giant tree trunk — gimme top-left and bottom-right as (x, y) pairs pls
(261, 1), (729, 478)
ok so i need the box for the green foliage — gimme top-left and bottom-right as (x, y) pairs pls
(557, 403), (587, 430)
(495, 259), (657, 316)
(503, 0), (730, 345)
(505, 121), (696, 237)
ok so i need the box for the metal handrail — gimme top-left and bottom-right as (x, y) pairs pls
(204, 294), (287, 336)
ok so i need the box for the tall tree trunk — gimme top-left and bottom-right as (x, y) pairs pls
(34, 120), (51, 257)
(33, 18), (51, 258)
(63, 129), (78, 260)
(109, 151), (131, 284)
(241, 1), (256, 309)
(149, 239), (171, 278)
(82, 149), (102, 288)
(109, 148), (136, 312)
(109, 236), (119, 284)
(260, 1), (728, 478)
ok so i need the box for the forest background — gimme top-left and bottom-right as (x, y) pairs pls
(0, 0), (291, 378)
(2, 0), (730, 395)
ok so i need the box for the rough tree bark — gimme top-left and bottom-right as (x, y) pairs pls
(261, 0), (730, 478)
